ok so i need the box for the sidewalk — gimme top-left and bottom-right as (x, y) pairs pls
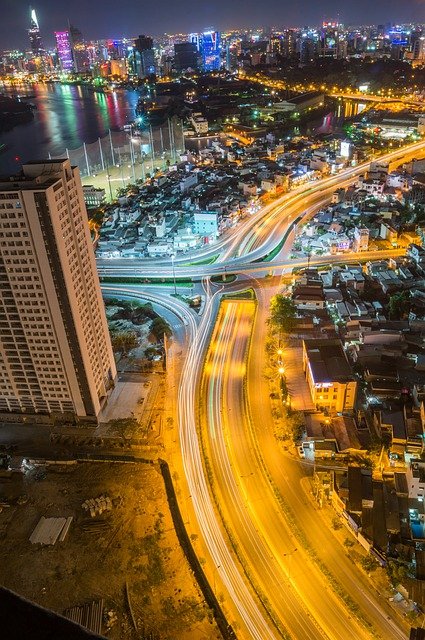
(300, 476), (421, 629)
(97, 376), (150, 425)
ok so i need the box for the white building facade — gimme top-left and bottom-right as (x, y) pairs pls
(0, 160), (116, 420)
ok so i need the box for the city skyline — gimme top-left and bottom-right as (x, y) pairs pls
(4, 1), (425, 636)
(1, 0), (425, 50)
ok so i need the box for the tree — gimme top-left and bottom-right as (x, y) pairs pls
(110, 331), (138, 359)
(388, 291), (411, 320)
(286, 410), (304, 442)
(107, 417), (139, 442)
(360, 555), (378, 573)
(150, 317), (172, 341)
(269, 294), (297, 334)
(387, 560), (409, 587)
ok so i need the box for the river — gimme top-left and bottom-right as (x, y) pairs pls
(0, 83), (141, 174)
(0, 82), (367, 175)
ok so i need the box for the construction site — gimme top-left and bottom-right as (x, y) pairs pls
(0, 458), (219, 640)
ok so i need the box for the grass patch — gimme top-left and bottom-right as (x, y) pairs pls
(100, 276), (193, 287)
(182, 255), (219, 266)
(222, 288), (255, 300)
(210, 274), (237, 283)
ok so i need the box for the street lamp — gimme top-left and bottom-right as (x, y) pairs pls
(213, 564), (221, 592)
(171, 253), (177, 295)
(283, 547), (298, 581)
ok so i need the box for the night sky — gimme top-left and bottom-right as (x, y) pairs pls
(2, 0), (425, 49)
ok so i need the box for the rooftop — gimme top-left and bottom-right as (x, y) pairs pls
(304, 338), (354, 384)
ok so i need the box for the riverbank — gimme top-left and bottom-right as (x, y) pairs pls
(0, 95), (34, 132)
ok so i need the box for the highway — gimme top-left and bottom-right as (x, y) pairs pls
(199, 298), (409, 640)
(97, 137), (425, 277)
(100, 282), (409, 640)
(248, 281), (409, 640)
(98, 138), (425, 639)
(176, 287), (282, 640)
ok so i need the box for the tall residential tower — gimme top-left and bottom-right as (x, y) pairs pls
(0, 160), (116, 421)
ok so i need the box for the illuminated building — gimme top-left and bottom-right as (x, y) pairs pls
(110, 59), (128, 77)
(54, 31), (74, 72)
(0, 160), (116, 420)
(298, 30), (318, 63)
(281, 30), (297, 58)
(353, 227), (369, 252)
(302, 339), (357, 413)
(174, 42), (198, 72)
(130, 34), (156, 78)
(319, 21), (346, 58)
(69, 24), (89, 73)
(190, 30), (221, 71)
(28, 7), (43, 56)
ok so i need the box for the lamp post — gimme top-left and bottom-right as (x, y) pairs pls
(283, 547), (298, 581)
(213, 564), (221, 592)
(171, 253), (177, 295)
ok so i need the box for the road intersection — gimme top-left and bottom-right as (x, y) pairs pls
(100, 140), (425, 639)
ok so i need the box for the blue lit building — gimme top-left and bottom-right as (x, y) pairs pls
(190, 30), (221, 71)
(54, 31), (74, 72)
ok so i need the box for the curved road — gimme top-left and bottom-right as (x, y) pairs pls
(201, 300), (381, 640)
(97, 136), (425, 639)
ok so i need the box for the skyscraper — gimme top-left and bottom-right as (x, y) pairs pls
(190, 30), (221, 71)
(131, 35), (156, 77)
(28, 7), (43, 56)
(174, 42), (198, 72)
(69, 24), (89, 73)
(55, 31), (75, 72)
(0, 160), (117, 421)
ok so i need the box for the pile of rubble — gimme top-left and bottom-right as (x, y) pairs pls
(82, 495), (113, 518)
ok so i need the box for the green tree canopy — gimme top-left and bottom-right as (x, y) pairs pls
(110, 331), (138, 358)
(269, 294), (297, 333)
(388, 291), (411, 320)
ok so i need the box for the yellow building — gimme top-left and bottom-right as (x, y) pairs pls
(302, 339), (357, 413)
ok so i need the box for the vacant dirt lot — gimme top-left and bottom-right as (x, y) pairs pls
(0, 461), (219, 640)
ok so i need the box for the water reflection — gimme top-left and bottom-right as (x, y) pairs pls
(0, 82), (139, 173)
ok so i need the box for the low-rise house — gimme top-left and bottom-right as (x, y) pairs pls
(302, 338), (357, 413)
(292, 284), (325, 310)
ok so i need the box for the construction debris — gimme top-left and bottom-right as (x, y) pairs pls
(29, 516), (73, 545)
(63, 599), (104, 635)
(82, 495), (113, 518)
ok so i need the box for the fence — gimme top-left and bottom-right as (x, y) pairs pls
(50, 117), (185, 190)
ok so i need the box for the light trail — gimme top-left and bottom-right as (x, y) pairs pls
(97, 138), (425, 276)
(168, 288), (277, 639)
(200, 300), (375, 640)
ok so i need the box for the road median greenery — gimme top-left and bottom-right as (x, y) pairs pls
(100, 276), (193, 287)
(222, 288), (255, 300)
(210, 274), (237, 283)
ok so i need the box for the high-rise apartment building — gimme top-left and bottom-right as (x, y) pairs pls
(0, 160), (116, 421)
